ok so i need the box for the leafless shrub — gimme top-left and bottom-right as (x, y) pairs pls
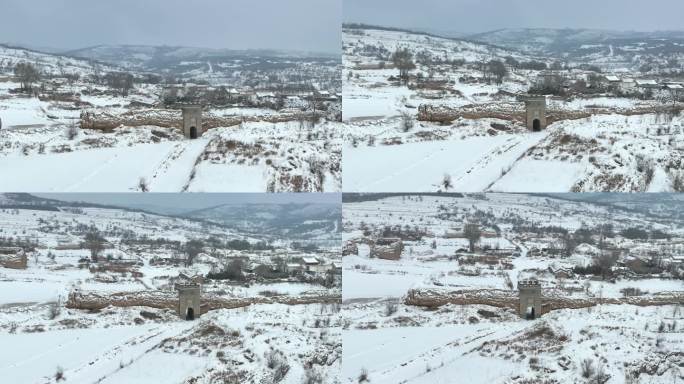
(138, 177), (149, 192)
(265, 349), (290, 382)
(55, 366), (65, 381)
(580, 358), (595, 378)
(400, 110), (415, 132)
(384, 301), (398, 317)
(303, 368), (324, 384)
(671, 171), (684, 192)
(65, 124), (79, 140)
(442, 174), (453, 190)
(358, 368), (369, 383)
(47, 302), (61, 320)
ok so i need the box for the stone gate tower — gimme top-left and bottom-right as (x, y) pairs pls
(518, 278), (542, 319)
(524, 96), (546, 131)
(175, 283), (201, 320)
(181, 105), (203, 139)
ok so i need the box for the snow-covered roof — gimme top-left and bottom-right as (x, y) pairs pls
(635, 79), (658, 86)
(605, 75), (620, 82)
(302, 257), (319, 265)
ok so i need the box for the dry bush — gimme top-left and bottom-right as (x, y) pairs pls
(384, 302), (398, 317)
(580, 358), (595, 378)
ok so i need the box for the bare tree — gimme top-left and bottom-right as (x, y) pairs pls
(105, 72), (135, 96)
(488, 60), (508, 85)
(442, 174), (453, 191)
(399, 110), (414, 132)
(84, 229), (105, 262)
(65, 119), (79, 140)
(138, 177), (149, 192)
(184, 239), (204, 266)
(595, 251), (619, 280)
(464, 223), (481, 253)
(14, 62), (40, 92)
(391, 48), (416, 85)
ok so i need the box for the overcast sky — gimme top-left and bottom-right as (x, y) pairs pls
(345, 0), (684, 34)
(36, 193), (341, 212)
(1, 0), (341, 53)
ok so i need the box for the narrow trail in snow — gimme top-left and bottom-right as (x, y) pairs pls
(365, 322), (530, 383)
(450, 136), (529, 187)
(90, 325), (194, 384)
(481, 128), (553, 191)
(63, 153), (120, 192)
(147, 138), (210, 192)
(148, 142), (187, 182)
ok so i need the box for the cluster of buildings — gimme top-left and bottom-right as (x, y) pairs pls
(160, 84), (341, 107)
(535, 70), (684, 99)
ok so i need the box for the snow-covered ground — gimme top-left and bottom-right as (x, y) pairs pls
(0, 121), (343, 192)
(0, 194), (342, 383)
(341, 27), (684, 192)
(342, 193), (684, 383)
(0, 42), (342, 192)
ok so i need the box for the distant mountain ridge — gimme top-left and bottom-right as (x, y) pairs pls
(0, 194), (341, 242)
(62, 44), (339, 71)
(467, 28), (684, 56)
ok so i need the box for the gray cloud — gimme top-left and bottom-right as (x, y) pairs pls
(1, 0), (341, 53)
(344, 0), (684, 34)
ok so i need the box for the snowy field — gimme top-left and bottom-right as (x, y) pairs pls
(0, 42), (342, 192)
(341, 27), (684, 192)
(0, 121), (343, 192)
(341, 193), (684, 383)
(0, 195), (342, 383)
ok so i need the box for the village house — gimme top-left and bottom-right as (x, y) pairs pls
(301, 256), (334, 275)
(254, 92), (277, 104)
(620, 78), (637, 93)
(286, 262), (304, 274)
(635, 79), (659, 89)
(603, 74), (621, 89)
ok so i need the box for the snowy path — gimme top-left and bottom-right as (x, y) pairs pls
(0, 322), (197, 384)
(0, 139), (209, 192)
(343, 131), (550, 192)
(146, 138), (209, 191)
(343, 322), (528, 383)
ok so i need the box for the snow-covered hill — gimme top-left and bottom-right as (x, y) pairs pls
(341, 193), (684, 383)
(342, 26), (684, 192)
(469, 28), (684, 62)
(0, 195), (342, 383)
